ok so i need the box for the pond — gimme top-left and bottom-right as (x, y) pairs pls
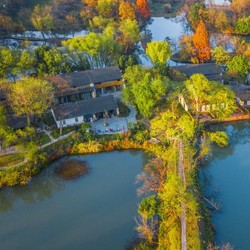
(200, 121), (250, 249)
(140, 16), (190, 66)
(0, 150), (147, 250)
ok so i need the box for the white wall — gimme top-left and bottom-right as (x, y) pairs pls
(56, 115), (85, 128)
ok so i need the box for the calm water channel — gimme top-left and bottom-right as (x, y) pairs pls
(0, 151), (147, 250)
(201, 121), (250, 249)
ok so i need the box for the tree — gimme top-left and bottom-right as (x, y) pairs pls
(118, 1), (136, 20)
(0, 13), (24, 35)
(179, 35), (196, 62)
(183, 74), (236, 123)
(215, 11), (229, 32)
(232, 0), (250, 17)
(62, 32), (121, 68)
(150, 110), (196, 143)
(0, 105), (17, 148)
(227, 55), (249, 81)
(122, 66), (168, 117)
(31, 5), (54, 39)
(145, 41), (172, 73)
(211, 46), (230, 65)
(15, 50), (36, 76)
(188, 3), (205, 30)
(43, 48), (71, 75)
(96, 0), (114, 18)
(136, 0), (150, 19)
(118, 19), (140, 53)
(235, 16), (250, 34)
(193, 19), (211, 63)
(7, 78), (54, 126)
(0, 47), (19, 79)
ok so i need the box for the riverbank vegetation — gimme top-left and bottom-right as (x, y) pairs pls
(0, 0), (249, 249)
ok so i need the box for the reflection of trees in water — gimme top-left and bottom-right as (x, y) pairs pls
(0, 168), (64, 212)
(208, 121), (250, 161)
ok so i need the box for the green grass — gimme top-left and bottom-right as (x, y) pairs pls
(37, 132), (51, 145)
(0, 154), (24, 168)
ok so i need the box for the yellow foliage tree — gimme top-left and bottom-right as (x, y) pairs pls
(118, 1), (136, 20)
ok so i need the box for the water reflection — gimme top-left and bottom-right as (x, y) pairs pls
(201, 121), (250, 249)
(0, 151), (145, 250)
(0, 168), (64, 211)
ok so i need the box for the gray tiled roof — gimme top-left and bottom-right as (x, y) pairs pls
(173, 63), (223, 81)
(62, 66), (122, 88)
(52, 95), (118, 120)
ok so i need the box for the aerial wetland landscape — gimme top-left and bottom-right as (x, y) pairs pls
(0, 0), (249, 249)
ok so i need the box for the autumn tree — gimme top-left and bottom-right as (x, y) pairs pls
(118, 19), (140, 53)
(7, 78), (54, 126)
(136, 0), (150, 19)
(118, 1), (136, 20)
(179, 35), (196, 62)
(193, 19), (211, 63)
(31, 5), (54, 39)
(231, 0), (250, 18)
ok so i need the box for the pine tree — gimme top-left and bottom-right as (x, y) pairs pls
(193, 19), (211, 63)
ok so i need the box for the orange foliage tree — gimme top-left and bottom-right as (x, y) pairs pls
(136, 0), (150, 19)
(119, 1), (136, 20)
(193, 19), (211, 63)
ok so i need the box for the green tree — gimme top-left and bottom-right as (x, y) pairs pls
(31, 5), (54, 39)
(0, 47), (19, 79)
(122, 66), (168, 117)
(211, 46), (230, 65)
(183, 74), (236, 123)
(44, 48), (71, 75)
(227, 55), (249, 81)
(188, 3), (205, 30)
(235, 16), (250, 34)
(118, 19), (140, 53)
(0, 105), (17, 148)
(7, 78), (54, 126)
(62, 32), (121, 68)
(145, 41), (172, 74)
(15, 50), (36, 76)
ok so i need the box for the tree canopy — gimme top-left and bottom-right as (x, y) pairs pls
(122, 65), (169, 117)
(7, 78), (54, 126)
(193, 19), (211, 63)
